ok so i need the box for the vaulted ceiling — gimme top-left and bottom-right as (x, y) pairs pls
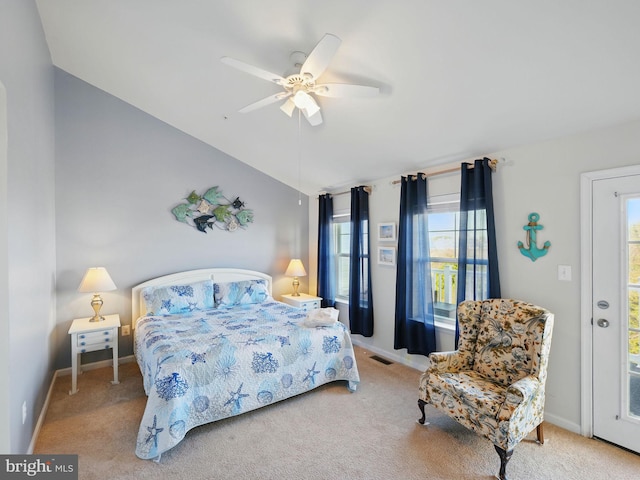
(36, 1), (640, 194)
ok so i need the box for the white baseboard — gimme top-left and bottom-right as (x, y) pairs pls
(543, 412), (582, 435)
(28, 370), (58, 454)
(29, 355), (137, 452)
(351, 338), (429, 372)
(55, 354), (136, 377)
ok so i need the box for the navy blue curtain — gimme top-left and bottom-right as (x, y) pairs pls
(317, 194), (335, 307)
(455, 158), (501, 345)
(349, 186), (374, 336)
(394, 175), (437, 355)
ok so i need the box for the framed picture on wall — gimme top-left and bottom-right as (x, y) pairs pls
(378, 222), (396, 242)
(378, 246), (396, 266)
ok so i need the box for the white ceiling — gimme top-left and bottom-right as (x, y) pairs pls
(36, 0), (640, 195)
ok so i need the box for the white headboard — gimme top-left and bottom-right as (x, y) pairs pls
(131, 268), (273, 327)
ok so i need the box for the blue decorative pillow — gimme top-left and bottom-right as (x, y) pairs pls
(142, 279), (214, 315)
(214, 280), (270, 307)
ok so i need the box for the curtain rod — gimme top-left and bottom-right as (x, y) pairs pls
(390, 158), (500, 185)
(320, 185), (372, 198)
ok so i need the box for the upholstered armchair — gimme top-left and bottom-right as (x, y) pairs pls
(418, 299), (554, 480)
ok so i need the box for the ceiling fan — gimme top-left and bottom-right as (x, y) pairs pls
(221, 33), (379, 126)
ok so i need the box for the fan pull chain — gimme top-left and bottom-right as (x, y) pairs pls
(297, 109), (302, 206)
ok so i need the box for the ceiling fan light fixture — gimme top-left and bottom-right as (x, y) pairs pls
(293, 90), (311, 109)
(292, 90), (320, 116)
(302, 108), (323, 126)
(280, 98), (296, 117)
(303, 97), (320, 117)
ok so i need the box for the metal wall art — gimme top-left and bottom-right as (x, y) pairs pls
(171, 186), (253, 233)
(517, 212), (550, 261)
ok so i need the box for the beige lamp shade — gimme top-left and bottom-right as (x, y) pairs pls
(78, 267), (117, 322)
(285, 259), (307, 278)
(78, 267), (117, 293)
(285, 259), (306, 297)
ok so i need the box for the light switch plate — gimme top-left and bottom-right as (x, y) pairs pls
(558, 265), (572, 281)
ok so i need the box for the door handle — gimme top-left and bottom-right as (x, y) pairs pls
(597, 318), (610, 328)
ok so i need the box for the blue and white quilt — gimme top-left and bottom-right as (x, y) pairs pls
(134, 300), (360, 459)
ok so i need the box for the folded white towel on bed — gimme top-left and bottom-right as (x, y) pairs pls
(303, 307), (339, 327)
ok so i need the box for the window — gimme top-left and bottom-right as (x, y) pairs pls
(333, 212), (350, 300)
(429, 197), (492, 324)
(626, 197), (640, 417)
(425, 194), (460, 324)
(458, 207), (490, 301)
(329, 188), (488, 322)
(331, 211), (371, 301)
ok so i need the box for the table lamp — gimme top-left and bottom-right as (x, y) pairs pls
(285, 259), (307, 296)
(77, 267), (117, 322)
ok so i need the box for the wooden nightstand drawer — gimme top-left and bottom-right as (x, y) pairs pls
(280, 294), (323, 310)
(78, 341), (115, 354)
(77, 330), (114, 346)
(299, 300), (321, 310)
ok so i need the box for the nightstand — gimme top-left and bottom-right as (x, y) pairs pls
(281, 293), (322, 311)
(68, 314), (120, 395)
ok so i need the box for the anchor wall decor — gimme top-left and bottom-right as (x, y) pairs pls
(517, 212), (550, 261)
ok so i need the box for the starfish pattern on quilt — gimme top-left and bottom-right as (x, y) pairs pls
(145, 415), (164, 448)
(225, 383), (249, 410)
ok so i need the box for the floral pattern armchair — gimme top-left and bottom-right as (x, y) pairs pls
(418, 299), (554, 480)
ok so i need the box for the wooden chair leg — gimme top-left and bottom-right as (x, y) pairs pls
(417, 399), (427, 424)
(537, 422), (544, 444)
(494, 445), (513, 480)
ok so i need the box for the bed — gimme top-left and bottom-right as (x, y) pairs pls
(131, 268), (360, 460)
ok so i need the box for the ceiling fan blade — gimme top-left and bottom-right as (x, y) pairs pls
(221, 56), (286, 85)
(313, 83), (380, 98)
(300, 34), (341, 80)
(239, 92), (291, 113)
(303, 108), (323, 127)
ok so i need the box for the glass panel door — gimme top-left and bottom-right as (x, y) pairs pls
(626, 197), (640, 419)
(592, 174), (640, 453)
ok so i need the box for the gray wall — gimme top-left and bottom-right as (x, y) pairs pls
(0, 0), (57, 453)
(54, 70), (309, 369)
(309, 119), (640, 433)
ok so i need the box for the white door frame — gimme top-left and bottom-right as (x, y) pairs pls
(580, 164), (640, 437)
(0, 81), (9, 453)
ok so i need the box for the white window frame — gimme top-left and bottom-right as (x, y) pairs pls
(426, 193), (461, 330)
(333, 210), (350, 301)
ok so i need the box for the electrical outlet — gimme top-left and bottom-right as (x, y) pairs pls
(121, 325), (131, 336)
(22, 401), (27, 425)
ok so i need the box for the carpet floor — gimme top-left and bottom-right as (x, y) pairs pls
(34, 346), (640, 479)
